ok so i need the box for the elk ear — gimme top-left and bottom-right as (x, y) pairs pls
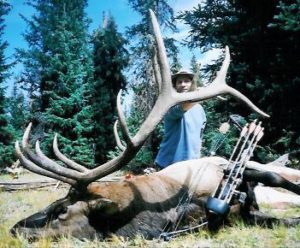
(88, 198), (119, 215)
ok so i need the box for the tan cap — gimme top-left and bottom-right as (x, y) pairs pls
(171, 70), (194, 82)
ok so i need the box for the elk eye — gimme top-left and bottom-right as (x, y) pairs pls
(61, 206), (68, 214)
(57, 207), (68, 220)
(58, 212), (68, 221)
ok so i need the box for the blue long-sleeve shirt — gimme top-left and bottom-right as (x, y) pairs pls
(155, 103), (206, 168)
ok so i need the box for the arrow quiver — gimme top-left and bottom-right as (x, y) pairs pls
(206, 120), (264, 230)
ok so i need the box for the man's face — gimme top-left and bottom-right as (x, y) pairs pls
(175, 75), (192, 93)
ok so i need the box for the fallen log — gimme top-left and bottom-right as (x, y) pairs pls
(0, 180), (59, 191)
(0, 176), (124, 191)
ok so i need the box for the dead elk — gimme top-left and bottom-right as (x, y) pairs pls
(9, 10), (286, 241)
(11, 158), (226, 240)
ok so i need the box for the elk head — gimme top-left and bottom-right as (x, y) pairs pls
(11, 10), (269, 240)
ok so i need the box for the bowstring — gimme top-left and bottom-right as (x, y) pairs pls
(161, 162), (207, 233)
(173, 163), (208, 231)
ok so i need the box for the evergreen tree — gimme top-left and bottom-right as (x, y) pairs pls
(270, 0), (300, 31)
(92, 14), (129, 164)
(127, 0), (178, 109)
(127, 0), (179, 165)
(190, 54), (203, 86)
(8, 81), (28, 136)
(179, 0), (300, 158)
(0, 1), (14, 168)
(18, 0), (95, 166)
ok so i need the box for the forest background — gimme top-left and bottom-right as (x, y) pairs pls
(0, 0), (299, 171)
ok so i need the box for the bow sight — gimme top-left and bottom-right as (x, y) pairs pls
(206, 120), (264, 228)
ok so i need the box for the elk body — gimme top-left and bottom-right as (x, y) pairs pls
(12, 10), (298, 241)
(12, 158), (225, 240)
(11, 153), (300, 240)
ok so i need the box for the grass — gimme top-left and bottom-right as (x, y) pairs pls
(1, 173), (300, 247)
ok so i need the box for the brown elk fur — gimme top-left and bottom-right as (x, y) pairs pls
(12, 158), (224, 240)
(12, 155), (300, 240)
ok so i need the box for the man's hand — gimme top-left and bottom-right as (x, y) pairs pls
(181, 87), (202, 111)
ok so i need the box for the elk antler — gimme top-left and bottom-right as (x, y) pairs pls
(15, 10), (269, 189)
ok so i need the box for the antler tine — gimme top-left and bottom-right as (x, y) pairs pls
(53, 134), (88, 173)
(223, 86), (270, 118)
(20, 123), (83, 181)
(35, 140), (83, 179)
(116, 90), (133, 146)
(15, 141), (76, 186)
(152, 46), (162, 92)
(211, 46), (230, 85)
(176, 46), (270, 118)
(22, 122), (32, 148)
(149, 9), (173, 94)
(114, 120), (126, 151)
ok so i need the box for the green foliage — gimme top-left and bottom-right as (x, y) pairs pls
(127, 146), (154, 173)
(92, 14), (129, 164)
(0, 124), (15, 167)
(201, 99), (240, 158)
(0, 1), (15, 168)
(127, 0), (178, 96)
(165, 37), (182, 73)
(178, 0), (300, 162)
(18, 0), (95, 166)
(8, 81), (29, 134)
(121, 106), (164, 172)
(190, 54), (203, 86)
(269, 0), (300, 31)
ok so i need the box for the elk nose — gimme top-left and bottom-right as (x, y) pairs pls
(13, 211), (49, 229)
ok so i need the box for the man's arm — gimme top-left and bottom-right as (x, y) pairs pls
(165, 105), (183, 120)
(181, 102), (198, 111)
(165, 102), (199, 120)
